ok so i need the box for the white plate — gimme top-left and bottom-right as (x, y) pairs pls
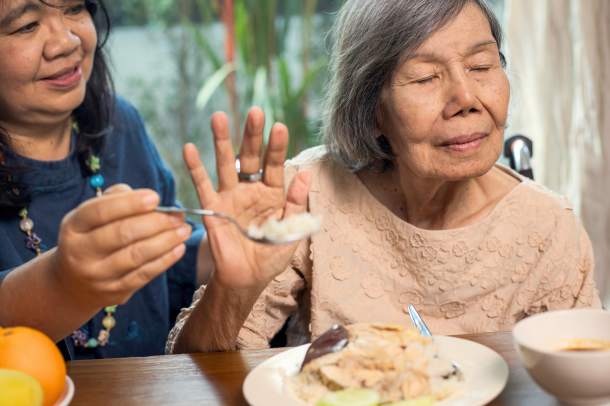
(243, 336), (509, 406)
(54, 376), (74, 406)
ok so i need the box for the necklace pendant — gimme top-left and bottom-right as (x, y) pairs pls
(19, 217), (34, 233)
(98, 330), (110, 346)
(89, 174), (105, 189)
(87, 154), (101, 172)
(71, 330), (88, 347)
(25, 233), (42, 251)
(102, 315), (116, 330)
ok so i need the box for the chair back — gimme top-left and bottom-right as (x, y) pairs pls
(504, 134), (534, 179)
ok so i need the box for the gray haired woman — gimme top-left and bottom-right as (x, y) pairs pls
(168, 0), (600, 354)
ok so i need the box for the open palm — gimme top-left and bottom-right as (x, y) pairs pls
(183, 107), (310, 289)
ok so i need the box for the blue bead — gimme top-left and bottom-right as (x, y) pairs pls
(90, 174), (105, 189)
(87, 338), (99, 348)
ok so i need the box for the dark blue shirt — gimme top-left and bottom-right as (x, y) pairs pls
(0, 97), (203, 359)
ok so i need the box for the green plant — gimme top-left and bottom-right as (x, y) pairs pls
(193, 0), (330, 155)
(113, 0), (339, 207)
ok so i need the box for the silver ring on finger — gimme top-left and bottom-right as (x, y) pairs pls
(238, 171), (263, 182)
(235, 157), (263, 182)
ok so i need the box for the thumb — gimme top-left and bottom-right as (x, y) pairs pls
(282, 170), (311, 218)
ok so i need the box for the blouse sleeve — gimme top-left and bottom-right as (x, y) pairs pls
(573, 223), (602, 308)
(165, 284), (204, 354)
(165, 242), (309, 353)
(529, 219), (602, 316)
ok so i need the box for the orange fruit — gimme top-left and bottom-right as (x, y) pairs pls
(0, 368), (44, 406)
(0, 327), (66, 406)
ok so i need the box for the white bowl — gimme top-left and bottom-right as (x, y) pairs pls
(54, 376), (74, 406)
(513, 309), (610, 406)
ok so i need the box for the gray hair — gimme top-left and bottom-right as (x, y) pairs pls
(322, 0), (505, 170)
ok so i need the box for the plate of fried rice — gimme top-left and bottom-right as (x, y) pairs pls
(243, 323), (508, 406)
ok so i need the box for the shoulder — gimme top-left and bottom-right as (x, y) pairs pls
(285, 145), (330, 171)
(495, 169), (589, 253)
(491, 164), (574, 213)
(514, 179), (575, 215)
(521, 181), (590, 249)
(112, 96), (145, 129)
(285, 146), (368, 219)
(106, 96), (153, 147)
(285, 146), (355, 191)
(100, 97), (174, 194)
(104, 96), (157, 155)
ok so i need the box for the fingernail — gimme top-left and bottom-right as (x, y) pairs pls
(142, 192), (159, 208)
(177, 225), (191, 238)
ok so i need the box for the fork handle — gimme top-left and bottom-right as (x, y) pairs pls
(155, 206), (215, 217)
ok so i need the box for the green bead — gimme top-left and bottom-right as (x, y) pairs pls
(87, 338), (98, 348)
(105, 305), (117, 313)
(87, 155), (101, 172)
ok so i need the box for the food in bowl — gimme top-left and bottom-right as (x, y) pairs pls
(558, 338), (610, 352)
(513, 308), (610, 406)
(248, 212), (321, 243)
(287, 323), (462, 405)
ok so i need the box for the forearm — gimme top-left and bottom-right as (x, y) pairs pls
(0, 249), (99, 342)
(172, 276), (266, 353)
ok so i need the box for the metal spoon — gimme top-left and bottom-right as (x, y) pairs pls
(407, 304), (463, 379)
(155, 206), (313, 245)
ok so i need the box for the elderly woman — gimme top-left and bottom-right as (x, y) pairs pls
(168, 0), (600, 353)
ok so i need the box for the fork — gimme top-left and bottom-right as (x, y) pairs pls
(407, 304), (463, 378)
(155, 206), (313, 245)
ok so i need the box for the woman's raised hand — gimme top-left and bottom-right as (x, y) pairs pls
(51, 184), (191, 309)
(183, 107), (311, 290)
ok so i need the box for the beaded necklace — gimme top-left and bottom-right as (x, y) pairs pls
(18, 131), (118, 349)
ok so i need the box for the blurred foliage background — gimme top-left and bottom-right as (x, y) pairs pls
(108, 0), (343, 208)
(107, 0), (504, 208)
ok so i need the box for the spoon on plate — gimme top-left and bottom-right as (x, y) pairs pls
(408, 304), (463, 379)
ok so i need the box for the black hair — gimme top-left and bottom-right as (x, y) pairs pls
(0, 0), (114, 214)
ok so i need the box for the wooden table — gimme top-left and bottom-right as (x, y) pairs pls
(67, 331), (558, 405)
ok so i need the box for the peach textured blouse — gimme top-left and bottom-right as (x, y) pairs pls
(166, 146), (601, 352)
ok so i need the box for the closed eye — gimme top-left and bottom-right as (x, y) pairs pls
(470, 65), (492, 72)
(414, 75), (436, 85)
(65, 4), (87, 16)
(12, 21), (38, 35)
